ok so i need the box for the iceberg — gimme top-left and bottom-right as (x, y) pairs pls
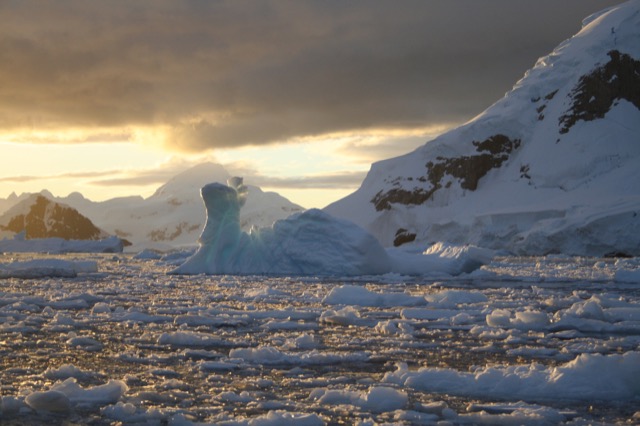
(173, 180), (493, 276)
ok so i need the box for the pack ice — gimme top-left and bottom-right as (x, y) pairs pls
(173, 180), (492, 276)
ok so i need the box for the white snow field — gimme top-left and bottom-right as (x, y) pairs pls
(0, 253), (639, 424)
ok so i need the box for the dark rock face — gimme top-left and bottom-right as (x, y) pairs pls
(393, 228), (416, 247)
(372, 134), (521, 211)
(559, 50), (640, 134)
(0, 195), (104, 240)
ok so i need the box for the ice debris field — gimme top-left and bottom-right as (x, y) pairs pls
(0, 252), (639, 425)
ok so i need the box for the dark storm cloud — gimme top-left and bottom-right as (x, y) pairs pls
(0, 0), (622, 150)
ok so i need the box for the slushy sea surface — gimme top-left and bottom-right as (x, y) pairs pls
(1, 253), (639, 425)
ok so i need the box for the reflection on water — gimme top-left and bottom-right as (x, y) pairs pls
(0, 253), (639, 424)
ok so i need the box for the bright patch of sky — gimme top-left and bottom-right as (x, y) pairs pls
(0, 126), (447, 208)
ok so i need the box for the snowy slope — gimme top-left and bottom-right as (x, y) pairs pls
(326, 1), (640, 257)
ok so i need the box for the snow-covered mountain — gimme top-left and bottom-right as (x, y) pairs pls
(0, 162), (303, 251)
(0, 194), (110, 241)
(87, 163), (304, 250)
(326, 1), (640, 257)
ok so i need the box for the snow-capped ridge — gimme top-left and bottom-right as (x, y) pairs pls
(151, 162), (230, 200)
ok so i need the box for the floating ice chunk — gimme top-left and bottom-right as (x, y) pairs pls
(66, 335), (103, 351)
(424, 289), (488, 308)
(158, 331), (223, 348)
(374, 320), (414, 336)
(0, 259), (97, 279)
(283, 333), (317, 350)
(564, 298), (606, 320)
(245, 287), (289, 300)
(514, 310), (550, 328)
(24, 390), (71, 413)
(322, 284), (425, 307)
(101, 402), (140, 422)
(217, 391), (255, 403)
(384, 351), (640, 401)
(451, 312), (475, 325)
(0, 236), (123, 254)
(51, 313), (78, 326)
(320, 306), (363, 326)
(44, 364), (96, 381)
(310, 386), (408, 413)
(486, 309), (550, 331)
(51, 378), (128, 405)
(91, 302), (112, 314)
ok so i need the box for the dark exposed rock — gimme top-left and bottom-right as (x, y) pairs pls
(372, 134), (521, 211)
(520, 164), (531, 180)
(372, 188), (432, 211)
(0, 195), (104, 240)
(559, 50), (640, 134)
(393, 228), (417, 247)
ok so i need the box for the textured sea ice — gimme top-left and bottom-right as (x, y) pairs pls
(384, 351), (640, 401)
(310, 386), (408, 413)
(25, 390), (71, 413)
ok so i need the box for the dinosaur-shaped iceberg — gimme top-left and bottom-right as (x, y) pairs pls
(173, 179), (492, 276)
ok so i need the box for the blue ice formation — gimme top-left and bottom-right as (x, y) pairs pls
(173, 181), (392, 276)
(172, 179), (493, 276)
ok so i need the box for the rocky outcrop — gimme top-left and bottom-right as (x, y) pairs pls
(371, 134), (521, 211)
(393, 228), (416, 247)
(0, 195), (107, 240)
(559, 50), (640, 134)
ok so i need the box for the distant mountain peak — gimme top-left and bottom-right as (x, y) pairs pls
(151, 162), (231, 199)
(0, 194), (108, 240)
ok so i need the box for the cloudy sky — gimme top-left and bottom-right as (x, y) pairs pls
(0, 0), (622, 208)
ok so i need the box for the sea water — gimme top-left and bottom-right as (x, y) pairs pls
(0, 253), (639, 425)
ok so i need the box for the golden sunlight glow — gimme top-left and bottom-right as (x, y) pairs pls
(0, 123), (455, 208)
